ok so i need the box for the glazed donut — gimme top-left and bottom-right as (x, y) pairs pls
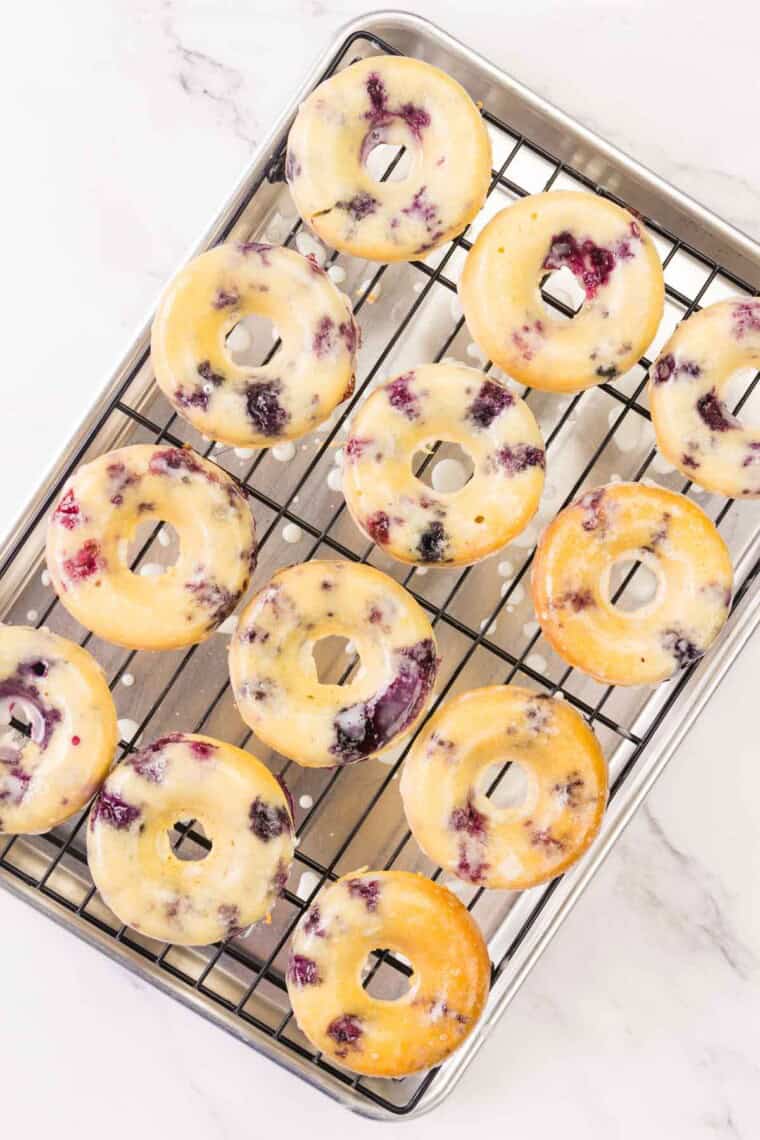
(0, 626), (117, 834)
(649, 298), (760, 498)
(229, 561), (438, 768)
(342, 363), (545, 566)
(46, 445), (256, 651)
(151, 243), (359, 446)
(286, 870), (490, 1077)
(531, 482), (733, 686)
(286, 56), (491, 262)
(460, 191), (664, 392)
(87, 732), (294, 945)
(400, 686), (607, 890)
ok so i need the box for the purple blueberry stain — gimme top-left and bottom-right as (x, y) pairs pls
(449, 797), (488, 839)
(285, 150), (301, 182)
(345, 437), (372, 463)
(495, 443), (546, 476)
(543, 231), (617, 299)
(557, 588), (595, 612)
(661, 628), (703, 669)
(239, 241), (273, 266)
(218, 903), (245, 939)
(249, 796), (292, 842)
(696, 389), (737, 433)
(185, 575), (237, 630)
(288, 954), (321, 987)
(386, 371), (419, 419)
(326, 1013), (363, 1057)
(732, 301), (760, 340)
(197, 360), (225, 387)
(174, 385), (210, 413)
(530, 826), (565, 853)
(682, 451), (701, 469)
(149, 448), (205, 479)
(553, 772), (585, 808)
(245, 379), (289, 437)
(402, 185), (443, 250)
(365, 510), (391, 545)
(346, 877), (381, 911)
(53, 488), (82, 530)
(652, 354), (674, 384)
(398, 101), (431, 138)
(456, 843), (489, 885)
(577, 488), (607, 532)
(468, 380), (514, 429)
(312, 316), (335, 358)
(90, 789), (141, 831)
(106, 461), (139, 507)
(335, 192), (378, 222)
(62, 540), (104, 583)
(512, 320), (545, 361)
(330, 638), (437, 763)
(742, 442), (760, 468)
(339, 317), (360, 355)
(303, 905), (326, 937)
(417, 520), (449, 563)
(212, 289), (239, 310)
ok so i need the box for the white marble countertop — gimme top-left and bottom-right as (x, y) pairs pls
(3, 2), (759, 1136)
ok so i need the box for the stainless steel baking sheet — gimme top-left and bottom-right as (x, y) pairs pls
(1, 10), (757, 1120)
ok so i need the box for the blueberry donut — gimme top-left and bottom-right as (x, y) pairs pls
(87, 732), (294, 945)
(460, 192), (665, 392)
(286, 56), (491, 263)
(400, 686), (607, 890)
(46, 445), (256, 651)
(229, 561), (439, 768)
(286, 870), (490, 1077)
(342, 363), (545, 566)
(0, 626), (117, 834)
(531, 483), (733, 686)
(649, 299), (760, 498)
(151, 243), (359, 446)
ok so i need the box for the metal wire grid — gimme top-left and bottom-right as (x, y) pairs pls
(1, 28), (758, 1117)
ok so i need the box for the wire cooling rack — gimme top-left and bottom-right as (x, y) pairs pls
(1, 15), (758, 1120)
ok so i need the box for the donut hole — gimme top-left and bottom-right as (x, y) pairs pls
(364, 142), (413, 184)
(123, 520), (180, 576)
(541, 265), (586, 318)
(312, 635), (361, 685)
(412, 441), (474, 493)
(362, 949), (413, 1001)
(226, 313), (281, 367)
(478, 760), (530, 811)
(607, 556), (661, 612)
(170, 819), (212, 862)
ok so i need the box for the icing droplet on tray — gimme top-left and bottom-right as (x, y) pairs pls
(282, 523), (303, 544)
(272, 442), (296, 462)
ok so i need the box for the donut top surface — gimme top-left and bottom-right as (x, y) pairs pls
(531, 482), (733, 686)
(460, 191), (665, 392)
(0, 625), (117, 834)
(342, 363), (545, 566)
(286, 55), (492, 262)
(46, 445), (256, 651)
(287, 870), (490, 1076)
(87, 732), (294, 945)
(151, 243), (359, 447)
(649, 298), (760, 498)
(400, 685), (608, 890)
(229, 560), (439, 768)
